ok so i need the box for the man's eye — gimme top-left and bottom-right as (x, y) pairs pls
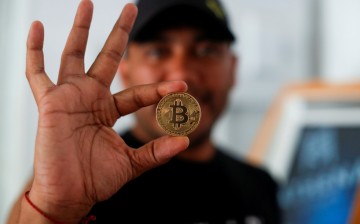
(195, 46), (221, 57)
(146, 48), (167, 58)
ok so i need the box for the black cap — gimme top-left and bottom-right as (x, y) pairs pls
(130, 0), (235, 42)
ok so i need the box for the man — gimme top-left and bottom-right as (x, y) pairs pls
(12, 0), (281, 223)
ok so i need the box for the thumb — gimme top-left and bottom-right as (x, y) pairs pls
(131, 136), (189, 175)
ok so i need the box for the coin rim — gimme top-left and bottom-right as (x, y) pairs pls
(156, 92), (201, 136)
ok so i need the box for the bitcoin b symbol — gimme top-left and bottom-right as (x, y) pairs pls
(169, 99), (188, 129)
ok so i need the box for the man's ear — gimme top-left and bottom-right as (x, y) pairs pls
(229, 54), (238, 88)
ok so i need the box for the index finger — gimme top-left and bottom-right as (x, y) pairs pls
(113, 81), (188, 116)
(26, 21), (55, 104)
(87, 3), (137, 87)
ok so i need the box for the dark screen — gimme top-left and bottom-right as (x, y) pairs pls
(278, 126), (360, 224)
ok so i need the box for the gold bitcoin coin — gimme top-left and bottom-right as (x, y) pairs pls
(156, 92), (201, 136)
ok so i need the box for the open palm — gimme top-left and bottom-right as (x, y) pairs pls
(26, 1), (188, 222)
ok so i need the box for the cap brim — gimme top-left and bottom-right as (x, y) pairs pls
(130, 0), (235, 42)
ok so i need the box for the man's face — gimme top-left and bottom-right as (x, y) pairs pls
(119, 27), (237, 144)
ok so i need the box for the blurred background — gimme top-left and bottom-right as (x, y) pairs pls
(2, 0), (360, 223)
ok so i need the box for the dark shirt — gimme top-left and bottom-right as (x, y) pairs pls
(89, 130), (281, 224)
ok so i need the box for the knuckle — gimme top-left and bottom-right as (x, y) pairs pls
(63, 49), (84, 60)
(101, 49), (122, 62)
(132, 89), (146, 107)
(119, 23), (131, 34)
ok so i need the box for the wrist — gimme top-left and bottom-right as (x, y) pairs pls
(19, 192), (60, 224)
(19, 190), (95, 224)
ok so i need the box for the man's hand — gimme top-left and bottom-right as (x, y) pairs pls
(22, 0), (189, 222)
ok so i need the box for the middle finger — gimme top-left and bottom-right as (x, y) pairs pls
(87, 3), (137, 87)
(58, 0), (93, 84)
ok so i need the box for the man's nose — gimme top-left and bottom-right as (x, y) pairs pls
(165, 54), (198, 82)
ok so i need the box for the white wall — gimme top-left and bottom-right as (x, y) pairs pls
(0, 0), (32, 221)
(319, 0), (360, 82)
(214, 0), (315, 160)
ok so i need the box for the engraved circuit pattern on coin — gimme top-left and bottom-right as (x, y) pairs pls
(156, 92), (201, 136)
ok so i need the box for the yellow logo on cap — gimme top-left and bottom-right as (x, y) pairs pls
(206, 0), (225, 20)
